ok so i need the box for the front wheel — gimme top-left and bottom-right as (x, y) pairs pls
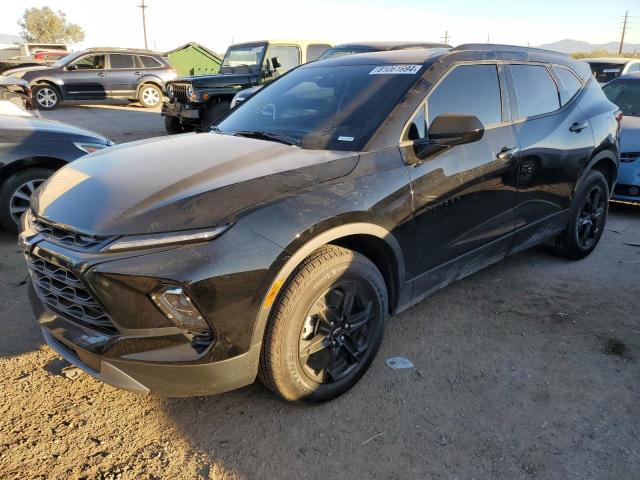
(551, 169), (609, 260)
(138, 84), (162, 108)
(0, 168), (54, 233)
(32, 85), (60, 110)
(259, 245), (388, 403)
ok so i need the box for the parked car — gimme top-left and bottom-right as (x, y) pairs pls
(602, 73), (640, 204)
(0, 43), (69, 74)
(20, 45), (619, 402)
(585, 57), (640, 85)
(230, 41), (451, 109)
(0, 115), (113, 232)
(162, 39), (333, 133)
(0, 75), (32, 110)
(4, 48), (177, 110)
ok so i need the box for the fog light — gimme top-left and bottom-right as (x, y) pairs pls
(151, 286), (209, 331)
(630, 186), (639, 196)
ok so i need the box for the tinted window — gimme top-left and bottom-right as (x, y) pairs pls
(427, 64), (502, 126)
(555, 67), (583, 105)
(587, 62), (624, 83)
(140, 55), (162, 68)
(602, 79), (640, 116)
(267, 45), (300, 74)
(110, 54), (135, 69)
(627, 63), (640, 73)
(405, 105), (427, 140)
(307, 44), (331, 61)
(510, 65), (560, 119)
(71, 54), (105, 70)
(218, 64), (421, 151)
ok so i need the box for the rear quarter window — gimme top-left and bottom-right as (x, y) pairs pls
(554, 67), (583, 105)
(140, 55), (163, 68)
(510, 64), (560, 119)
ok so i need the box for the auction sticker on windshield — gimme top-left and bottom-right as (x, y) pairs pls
(369, 65), (422, 75)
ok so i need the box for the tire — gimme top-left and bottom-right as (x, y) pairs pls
(164, 116), (190, 135)
(198, 101), (231, 131)
(0, 168), (54, 233)
(32, 85), (61, 110)
(259, 245), (388, 403)
(138, 84), (162, 108)
(551, 169), (609, 260)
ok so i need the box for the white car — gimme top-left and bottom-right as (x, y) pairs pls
(0, 100), (33, 116)
(585, 58), (640, 85)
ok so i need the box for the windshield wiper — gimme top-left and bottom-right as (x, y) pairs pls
(232, 130), (301, 147)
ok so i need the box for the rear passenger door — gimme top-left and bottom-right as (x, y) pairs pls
(107, 54), (140, 97)
(401, 63), (519, 288)
(506, 63), (594, 249)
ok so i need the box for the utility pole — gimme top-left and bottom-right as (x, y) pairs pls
(138, 0), (149, 50)
(619, 10), (628, 55)
(441, 31), (450, 44)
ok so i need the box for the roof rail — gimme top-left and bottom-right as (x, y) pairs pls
(453, 43), (569, 57)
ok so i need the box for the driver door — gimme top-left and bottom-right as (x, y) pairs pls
(60, 54), (107, 100)
(400, 63), (519, 293)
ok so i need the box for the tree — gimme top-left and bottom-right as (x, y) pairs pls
(18, 7), (85, 44)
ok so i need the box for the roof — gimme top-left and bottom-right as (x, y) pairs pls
(165, 42), (222, 59)
(583, 58), (638, 64)
(617, 72), (640, 80)
(79, 47), (164, 56)
(229, 39), (333, 48)
(312, 48), (448, 67)
(330, 41), (451, 50)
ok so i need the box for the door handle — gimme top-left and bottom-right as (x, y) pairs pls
(134, 71), (143, 76)
(97, 72), (106, 77)
(497, 146), (518, 160)
(569, 121), (589, 133)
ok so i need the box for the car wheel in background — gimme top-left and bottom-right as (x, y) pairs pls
(199, 101), (231, 131)
(259, 245), (387, 402)
(32, 85), (61, 110)
(551, 169), (609, 260)
(0, 168), (54, 233)
(138, 84), (162, 108)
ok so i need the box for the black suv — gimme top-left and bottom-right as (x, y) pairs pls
(20, 45), (619, 403)
(4, 48), (176, 110)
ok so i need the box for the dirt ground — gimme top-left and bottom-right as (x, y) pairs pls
(1, 106), (639, 479)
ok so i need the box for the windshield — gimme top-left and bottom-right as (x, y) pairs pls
(603, 79), (640, 116)
(588, 62), (626, 83)
(217, 64), (423, 151)
(51, 51), (82, 68)
(318, 47), (376, 61)
(221, 44), (266, 69)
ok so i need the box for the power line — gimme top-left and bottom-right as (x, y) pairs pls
(441, 31), (451, 44)
(138, 0), (149, 50)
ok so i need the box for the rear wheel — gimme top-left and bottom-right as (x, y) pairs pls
(259, 245), (387, 403)
(0, 168), (54, 233)
(32, 85), (60, 110)
(138, 84), (162, 108)
(551, 169), (609, 260)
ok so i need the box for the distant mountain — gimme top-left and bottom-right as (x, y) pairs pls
(537, 38), (640, 54)
(0, 33), (21, 45)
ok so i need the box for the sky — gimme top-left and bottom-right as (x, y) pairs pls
(1, 0), (638, 54)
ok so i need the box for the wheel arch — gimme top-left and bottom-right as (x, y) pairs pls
(583, 147), (619, 193)
(0, 157), (67, 188)
(136, 77), (164, 95)
(249, 222), (408, 349)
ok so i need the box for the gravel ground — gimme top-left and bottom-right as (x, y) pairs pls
(0, 108), (639, 479)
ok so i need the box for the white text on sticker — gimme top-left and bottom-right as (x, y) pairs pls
(370, 65), (422, 75)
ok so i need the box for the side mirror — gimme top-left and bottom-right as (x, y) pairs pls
(271, 56), (281, 69)
(427, 113), (484, 147)
(66, 64), (78, 71)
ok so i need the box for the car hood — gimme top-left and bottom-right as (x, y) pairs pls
(620, 116), (640, 153)
(3, 65), (52, 76)
(172, 72), (260, 89)
(32, 133), (359, 236)
(0, 75), (29, 87)
(0, 115), (109, 142)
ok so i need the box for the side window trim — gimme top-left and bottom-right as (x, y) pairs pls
(400, 61), (507, 144)
(70, 53), (106, 70)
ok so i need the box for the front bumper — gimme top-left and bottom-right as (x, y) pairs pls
(30, 281), (261, 396)
(161, 100), (202, 120)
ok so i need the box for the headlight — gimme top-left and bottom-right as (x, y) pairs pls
(151, 285), (209, 331)
(186, 85), (195, 101)
(74, 142), (110, 154)
(167, 84), (174, 98)
(102, 225), (232, 252)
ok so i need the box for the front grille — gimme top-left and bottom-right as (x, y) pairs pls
(621, 152), (640, 163)
(172, 83), (191, 103)
(33, 218), (108, 251)
(26, 254), (117, 334)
